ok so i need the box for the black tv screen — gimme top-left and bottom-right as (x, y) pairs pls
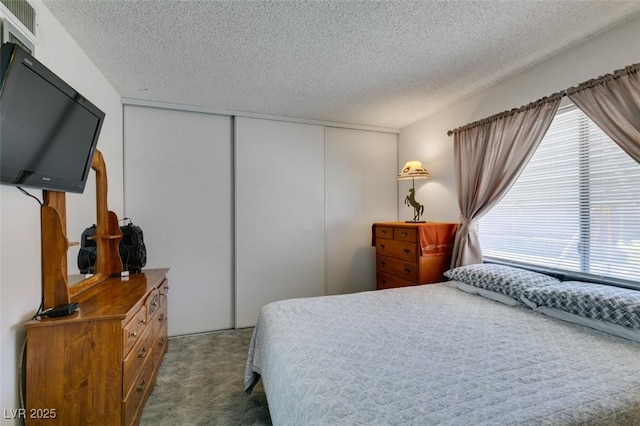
(0, 42), (105, 193)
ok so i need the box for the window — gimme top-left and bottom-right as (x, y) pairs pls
(478, 104), (640, 284)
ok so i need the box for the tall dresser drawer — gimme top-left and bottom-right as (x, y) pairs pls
(375, 239), (418, 262)
(376, 256), (418, 282)
(394, 227), (416, 242)
(375, 225), (394, 240)
(376, 272), (413, 290)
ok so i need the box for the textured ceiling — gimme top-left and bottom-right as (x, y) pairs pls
(43, 0), (640, 129)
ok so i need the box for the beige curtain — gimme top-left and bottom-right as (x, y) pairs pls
(451, 96), (561, 267)
(568, 64), (640, 164)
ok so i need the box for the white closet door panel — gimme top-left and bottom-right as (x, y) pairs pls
(325, 127), (398, 295)
(124, 105), (233, 335)
(235, 117), (325, 328)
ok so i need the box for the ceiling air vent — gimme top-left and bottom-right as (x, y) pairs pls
(1, 0), (35, 35)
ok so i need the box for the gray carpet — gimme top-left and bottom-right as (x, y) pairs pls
(141, 328), (272, 426)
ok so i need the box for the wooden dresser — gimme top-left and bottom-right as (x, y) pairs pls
(373, 222), (458, 290)
(25, 268), (169, 425)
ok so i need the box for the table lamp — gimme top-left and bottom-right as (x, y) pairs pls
(397, 160), (430, 222)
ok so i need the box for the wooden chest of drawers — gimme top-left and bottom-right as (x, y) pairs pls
(25, 268), (169, 425)
(373, 222), (457, 290)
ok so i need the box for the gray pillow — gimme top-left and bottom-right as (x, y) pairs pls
(522, 281), (640, 329)
(533, 305), (640, 343)
(444, 263), (559, 303)
(445, 280), (522, 307)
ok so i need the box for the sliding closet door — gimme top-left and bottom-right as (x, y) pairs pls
(235, 117), (325, 328)
(124, 105), (233, 335)
(325, 127), (398, 295)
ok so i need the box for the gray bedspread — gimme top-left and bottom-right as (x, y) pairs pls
(245, 283), (640, 425)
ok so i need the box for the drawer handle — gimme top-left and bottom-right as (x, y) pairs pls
(130, 331), (137, 338)
(381, 278), (387, 284)
(380, 261), (386, 267)
(404, 268), (411, 274)
(403, 249), (410, 254)
(401, 231), (408, 237)
(138, 346), (147, 359)
(381, 229), (387, 235)
(137, 379), (146, 394)
(138, 318), (146, 325)
(158, 337), (166, 346)
(158, 313), (165, 323)
(380, 244), (385, 250)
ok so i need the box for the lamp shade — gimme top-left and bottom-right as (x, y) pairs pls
(397, 161), (431, 181)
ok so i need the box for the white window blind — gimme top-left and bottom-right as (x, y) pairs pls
(478, 104), (640, 284)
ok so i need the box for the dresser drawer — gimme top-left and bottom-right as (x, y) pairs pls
(153, 319), (169, 368)
(123, 357), (154, 426)
(376, 271), (415, 290)
(146, 289), (160, 319)
(158, 279), (169, 302)
(393, 227), (417, 242)
(123, 305), (147, 356)
(375, 225), (394, 240)
(376, 256), (418, 282)
(123, 323), (154, 397)
(152, 298), (168, 337)
(375, 239), (418, 262)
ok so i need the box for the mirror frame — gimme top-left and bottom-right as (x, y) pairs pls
(41, 149), (123, 309)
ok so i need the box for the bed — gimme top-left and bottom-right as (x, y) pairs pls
(245, 264), (640, 425)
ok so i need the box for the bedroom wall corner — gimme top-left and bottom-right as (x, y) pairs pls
(324, 127), (398, 295)
(397, 121), (459, 223)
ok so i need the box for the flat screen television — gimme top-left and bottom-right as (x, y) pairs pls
(0, 42), (105, 193)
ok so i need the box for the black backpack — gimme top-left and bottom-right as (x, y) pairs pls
(78, 218), (147, 274)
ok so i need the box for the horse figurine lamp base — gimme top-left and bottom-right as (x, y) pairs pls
(404, 179), (425, 222)
(397, 160), (431, 223)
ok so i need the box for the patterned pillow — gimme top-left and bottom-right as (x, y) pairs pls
(522, 281), (640, 329)
(444, 263), (559, 302)
(534, 305), (640, 343)
(445, 280), (522, 307)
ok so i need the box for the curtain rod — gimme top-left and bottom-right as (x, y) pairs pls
(446, 63), (639, 137)
(446, 92), (565, 136)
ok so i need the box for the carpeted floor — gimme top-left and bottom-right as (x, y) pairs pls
(140, 328), (272, 426)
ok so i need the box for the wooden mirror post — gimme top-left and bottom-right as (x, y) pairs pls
(41, 191), (72, 309)
(40, 149), (123, 310)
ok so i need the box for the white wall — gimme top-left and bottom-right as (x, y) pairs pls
(325, 127), (397, 295)
(399, 15), (640, 223)
(0, 2), (122, 421)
